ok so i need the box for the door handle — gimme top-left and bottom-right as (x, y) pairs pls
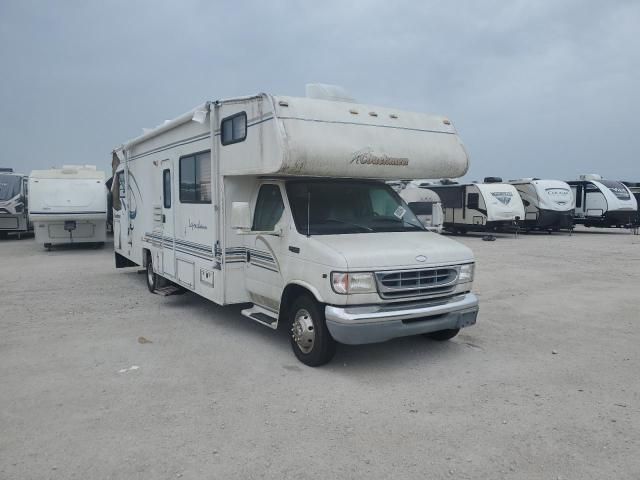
(162, 214), (166, 223)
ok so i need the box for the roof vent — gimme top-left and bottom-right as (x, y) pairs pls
(484, 176), (503, 183)
(579, 173), (602, 181)
(305, 83), (356, 103)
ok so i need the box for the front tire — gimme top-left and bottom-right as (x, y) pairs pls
(289, 295), (336, 367)
(424, 328), (460, 341)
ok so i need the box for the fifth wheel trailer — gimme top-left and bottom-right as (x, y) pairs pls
(112, 90), (479, 366)
(428, 180), (525, 234)
(29, 165), (108, 249)
(567, 175), (638, 228)
(508, 179), (575, 232)
(0, 169), (31, 239)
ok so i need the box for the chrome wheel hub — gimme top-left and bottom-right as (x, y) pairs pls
(292, 308), (315, 353)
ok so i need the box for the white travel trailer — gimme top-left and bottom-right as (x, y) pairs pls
(112, 91), (479, 366)
(428, 179), (526, 234)
(508, 178), (575, 232)
(29, 165), (108, 249)
(399, 185), (444, 233)
(0, 169), (31, 238)
(622, 181), (640, 227)
(567, 174), (638, 228)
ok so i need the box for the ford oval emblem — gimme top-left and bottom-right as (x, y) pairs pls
(415, 255), (427, 262)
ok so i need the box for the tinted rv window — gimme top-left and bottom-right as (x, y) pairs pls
(253, 184), (284, 231)
(179, 151), (211, 203)
(163, 169), (171, 208)
(408, 202), (433, 215)
(467, 193), (480, 209)
(221, 112), (247, 145)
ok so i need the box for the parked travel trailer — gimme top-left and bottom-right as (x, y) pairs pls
(112, 90), (479, 366)
(622, 182), (640, 227)
(399, 185), (444, 233)
(508, 178), (575, 232)
(29, 165), (108, 249)
(428, 179), (526, 234)
(567, 174), (638, 228)
(0, 169), (31, 238)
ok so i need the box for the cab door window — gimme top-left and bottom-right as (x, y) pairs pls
(253, 185), (284, 231)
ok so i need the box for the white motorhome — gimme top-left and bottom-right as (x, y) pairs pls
(29, 165), (108, 249)
(428, 178), (526, 234)
(112, 91), (479, 366)
(508, 178), (575, 232)
(567, 174), (638, 228)
(0, 169), (31, 239)
(399, 185), (444, 233)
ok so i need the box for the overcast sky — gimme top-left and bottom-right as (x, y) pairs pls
(1, 1), (638, 181)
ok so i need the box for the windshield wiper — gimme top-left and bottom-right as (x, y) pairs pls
(325, 218), (374, 232)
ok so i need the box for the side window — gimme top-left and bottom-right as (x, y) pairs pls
(585, 183), (598, 192)
(408, 202), (433, 215)
(179, 151), (211, 203)
(253, 184), (284, 231)
(221, 112), (247, 145)
(163, 169), (171, 208)
(467, 193), (480, 209)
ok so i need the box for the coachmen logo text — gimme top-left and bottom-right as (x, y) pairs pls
(351, 148), (409, 167)
(491, 191), (513, 205)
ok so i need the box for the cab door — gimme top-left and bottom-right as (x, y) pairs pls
(161, 160), (175, 277)
(244, 183), (287, 312)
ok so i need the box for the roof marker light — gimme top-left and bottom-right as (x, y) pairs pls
(369, 111), (378, 117)
(278, 100), (289, 107)
(389, 114), (398, 119)
(349, 109), (359, 114)
(443, 119), (451, 125)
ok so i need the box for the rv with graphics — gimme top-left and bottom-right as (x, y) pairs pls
(399, 185), (444, 233)
(428, 178), (525, 234)
(508, 178), (575, 232)
(112, 89), (479, 366)
(622, 181), (640, 227)
(0, 169), (31, 239)
(567, 174), (637, 228)
(29, 165), (108, 249)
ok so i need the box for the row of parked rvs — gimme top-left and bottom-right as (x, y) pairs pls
(393, 174), (638, 234)
(0, 166), (108, 248)
(1, 86), (638, 367)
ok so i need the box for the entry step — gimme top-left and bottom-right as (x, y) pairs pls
(241, 305), (278, 329)
(154, 285), (184, 296)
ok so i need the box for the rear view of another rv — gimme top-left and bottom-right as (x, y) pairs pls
(29, 165), (108, 249)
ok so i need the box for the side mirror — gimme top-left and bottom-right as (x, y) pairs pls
(231, 202), (251, 232)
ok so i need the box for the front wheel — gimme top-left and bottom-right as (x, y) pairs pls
(289, 295), (336, 367)
(424, 328), (460, 341)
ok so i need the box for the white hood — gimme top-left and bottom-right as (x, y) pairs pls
(312, 231), (474, 270)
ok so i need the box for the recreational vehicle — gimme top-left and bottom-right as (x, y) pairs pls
(508, 178), (575, 232)
(621, 182), (640, 227)
(112, 90), (479, 366)
(399, 185), (444, 233)
(428, 179), (525, 234)
(29, 165), (108, 249)
(0, 169), (31, 238)
(567, 174), (638, 228)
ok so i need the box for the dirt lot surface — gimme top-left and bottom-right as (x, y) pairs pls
(1, 228), (639, 479)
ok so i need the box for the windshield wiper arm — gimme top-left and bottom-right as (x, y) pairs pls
(325, 218), (374, 232)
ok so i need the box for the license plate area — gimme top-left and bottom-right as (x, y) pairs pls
(64, 220), (77, 231)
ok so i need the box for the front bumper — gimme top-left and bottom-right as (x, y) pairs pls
(325, 292), (479, 345)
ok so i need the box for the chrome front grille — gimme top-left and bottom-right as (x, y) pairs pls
(375, 267), (458, 299)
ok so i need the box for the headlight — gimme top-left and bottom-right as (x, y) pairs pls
(459, 263), (475, 283)
(331, 272), (377, 294)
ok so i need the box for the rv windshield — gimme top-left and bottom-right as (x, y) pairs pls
(0, 175), (21, 201)
(286, 180), (424, 235)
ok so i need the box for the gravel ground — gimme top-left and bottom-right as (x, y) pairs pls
(1, 228), (639, 479)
